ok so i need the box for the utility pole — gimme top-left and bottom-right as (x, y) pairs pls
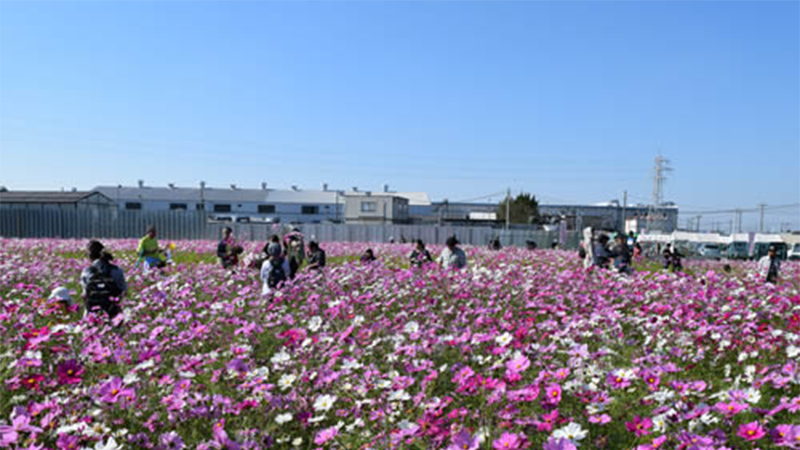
(622, 190), (628, 233)
(758, 203), (766, 233)
(695, 215), (702, 232)
(735, 209), (742, 233)
(505, 187), (510, 231)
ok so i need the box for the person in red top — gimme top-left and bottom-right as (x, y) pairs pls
(217, 227), (240, 269)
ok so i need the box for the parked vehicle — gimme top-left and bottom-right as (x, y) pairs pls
(752, 242), (787, 260)
(697, 243), (721, 260)
(789, 243), (800, 261)
(723, 241), (750, 260)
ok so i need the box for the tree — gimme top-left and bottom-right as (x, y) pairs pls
(496, 193), (541, 225)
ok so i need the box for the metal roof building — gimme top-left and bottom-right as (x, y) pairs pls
(0, 190), (116, 210)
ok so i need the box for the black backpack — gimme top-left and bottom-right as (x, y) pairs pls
(85, 264), (122, 302)
(267, 258), (287, 288)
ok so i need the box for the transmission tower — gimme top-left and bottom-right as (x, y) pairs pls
(652, 154), (672, 207)
(647, 154), (673, 230)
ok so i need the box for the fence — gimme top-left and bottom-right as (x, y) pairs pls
(0, 209), (581, 248)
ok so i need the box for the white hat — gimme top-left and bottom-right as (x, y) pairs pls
(48, 287), (73, 305)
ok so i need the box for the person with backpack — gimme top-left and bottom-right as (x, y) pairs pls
(261, 243), (289, 295)
(80, 240), (127, 320)
(360, 248), (377, 264)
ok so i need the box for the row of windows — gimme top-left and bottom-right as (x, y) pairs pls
(125, 203), (320, 214)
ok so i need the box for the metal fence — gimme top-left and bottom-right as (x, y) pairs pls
(0, 209), (580, 248)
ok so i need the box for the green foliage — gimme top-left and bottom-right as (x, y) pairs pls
(496, 192), (541, 225)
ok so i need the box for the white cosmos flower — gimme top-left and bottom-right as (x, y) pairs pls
(271, 350), (291, 365)
(94, 437), (122, 450)
(314, 394), (336, 412)
(275, 413), (293, 424)
(404, 321), (420, 334)
(552, 422), (588, 443)
(278, 374), (296, 391)
(292, 438), (303, 447)
(308, 316), (323, 332)
(787, 345), (800, 359)
(495, 332), (513, 347)
(743, 387), (762, 404)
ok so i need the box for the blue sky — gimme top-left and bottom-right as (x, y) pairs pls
(0, 1), (797, 231)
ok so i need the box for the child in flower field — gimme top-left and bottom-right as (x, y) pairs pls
(261, 243), (289, 295)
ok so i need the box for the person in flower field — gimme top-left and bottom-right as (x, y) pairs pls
(611, 234), (633, 274)
(216, 227), (240, 269)
(592, 234), (612, 269)
(261, 242), (290, 295)
(137, 225), (166, 269)
(80, 240), (127, 320)
(438, 236), (467, 270)
(409, 239), (433, 268)
(306, 241), (327, 271)
(757, 245), (781, 284)
(360, 248), (377, 264)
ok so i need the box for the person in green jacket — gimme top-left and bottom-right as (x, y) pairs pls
(138, 225), (166, 269)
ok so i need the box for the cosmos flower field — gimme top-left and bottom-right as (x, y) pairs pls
(1, 238), (799, 450)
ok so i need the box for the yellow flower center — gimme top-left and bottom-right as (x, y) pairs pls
(111, 389), (119, 395)
(552, 391), (558, 397)
(748, 430), (755, 436)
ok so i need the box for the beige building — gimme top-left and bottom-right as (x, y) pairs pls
(343, 192), (410, 224)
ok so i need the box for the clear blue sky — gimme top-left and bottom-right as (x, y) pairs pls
(1, 1), (798, 231)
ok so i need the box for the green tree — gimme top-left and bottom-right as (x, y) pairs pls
(497, 193), (541, 224)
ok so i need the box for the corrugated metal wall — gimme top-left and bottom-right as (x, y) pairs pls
(0, 209), (579, 248)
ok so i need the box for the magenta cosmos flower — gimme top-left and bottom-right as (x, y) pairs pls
(625, 416), (653, 437)
(737, 421), (766, 441)
(506, 355), (530, 374)
(545, 383), (562, 405)
(56, 360), (84, 385)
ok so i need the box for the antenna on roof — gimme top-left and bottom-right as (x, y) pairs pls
(138, 180), (144, 188)
(230, 184), (237, 190)
(168, 183), (176, 189)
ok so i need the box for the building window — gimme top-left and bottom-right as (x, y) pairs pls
(125, 202), (142, 210)
(196, 203), (205, 211)
(170, 203), (187, 211)
(301, 205), (319, 215)
(258, 204), (276, 214)
(214, 204), (231, 213)
(361, 201), (377, 213)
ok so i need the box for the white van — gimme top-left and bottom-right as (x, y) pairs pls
(789, 243), (800, 261)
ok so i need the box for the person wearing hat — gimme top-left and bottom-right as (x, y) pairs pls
(261, 242), (290, 295)
(80, 240), (127, 320)
(438, 236), (467, 270)
(757, 245), (781, 283)
(137, 225), (166, 269)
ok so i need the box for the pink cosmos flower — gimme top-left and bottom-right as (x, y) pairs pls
(0, 413), (42, 447)
(713, 401), (747, 417)
(447, 430), (479, 450)
(640, 370), (660, 389)
(56, 360), (83, 385)
(737, 421), (766, 441)
(506, 355), (530, 374)
(545, 383), (562, 405)
(314, 426), (339, 445)
(607, 371), (630, 389)
(98, 377), (135, 404)
(492, 432), (522, 450)
(56, 433), (80, 449)
(625, 416), (652, 437)
(771, 424), (793, 446)
(543, 438), (577, 450)
(589, 414), (611, 425)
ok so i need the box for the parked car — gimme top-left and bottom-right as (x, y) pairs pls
(789, 243), (800, 261)
(697, 243), (721, 260)
(723, 241), (750, 260)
